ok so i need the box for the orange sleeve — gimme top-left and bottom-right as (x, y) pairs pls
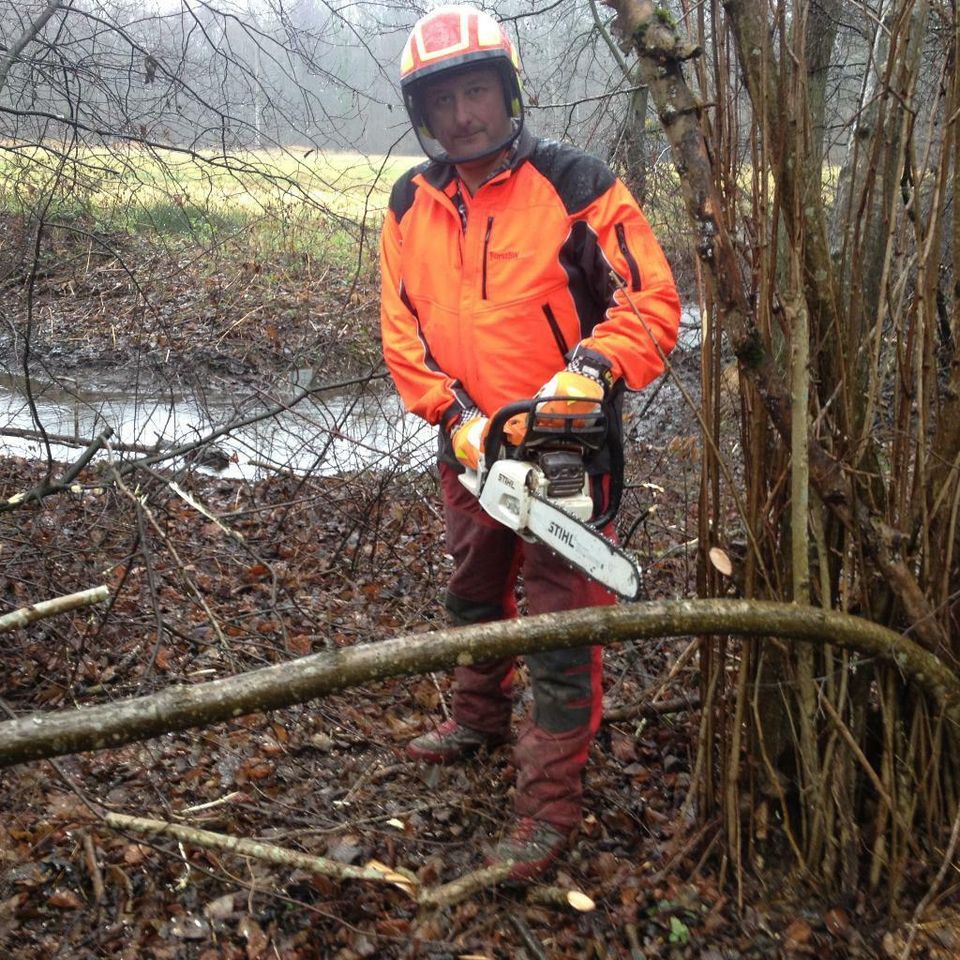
(575, 180), (681, 390)
(379, 209), (467, 430)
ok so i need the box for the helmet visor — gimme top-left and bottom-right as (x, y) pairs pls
(404, 63), (523, 165)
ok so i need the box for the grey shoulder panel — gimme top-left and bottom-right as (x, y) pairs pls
(388, 162), (430, 220)
(528, 140), (616, 214)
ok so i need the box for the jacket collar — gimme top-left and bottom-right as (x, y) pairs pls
(420, 126), (538, 193)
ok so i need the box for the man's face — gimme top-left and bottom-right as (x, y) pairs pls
(421, 65), (512, 161)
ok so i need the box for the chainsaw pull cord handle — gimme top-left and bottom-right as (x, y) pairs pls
(483, 399), (537, 469)
(483, 397), (623, 530)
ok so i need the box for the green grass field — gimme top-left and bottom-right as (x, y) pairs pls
(3, 138), (830, 292)
(0, 141), (423, 268)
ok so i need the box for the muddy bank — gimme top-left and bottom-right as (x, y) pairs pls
(0, 213), (701, 400)
(0, 219), (382, 396)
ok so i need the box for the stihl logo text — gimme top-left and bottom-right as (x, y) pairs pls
(496, 472), (516, 490)
(548, 521), (575, 547)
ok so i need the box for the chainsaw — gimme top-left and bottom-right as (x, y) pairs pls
(457, 397), (643, 600)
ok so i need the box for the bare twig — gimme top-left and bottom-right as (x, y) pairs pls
(507, 913), (548, 959)
(0, 585), (109, 634)
(81, 831), (104, 905)
(110, 466), (228, 648)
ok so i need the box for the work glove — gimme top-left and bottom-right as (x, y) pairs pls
(451, 411), (488, 471)
(533, 349), (614, 428)
(451, 406), (526, 469)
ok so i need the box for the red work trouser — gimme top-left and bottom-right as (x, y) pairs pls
(439, 463), (615, 830)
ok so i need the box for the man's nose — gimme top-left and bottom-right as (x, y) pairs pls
(453, 93), (472, 126)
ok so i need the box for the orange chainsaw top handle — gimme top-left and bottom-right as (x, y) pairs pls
(484, 397), (624, 530)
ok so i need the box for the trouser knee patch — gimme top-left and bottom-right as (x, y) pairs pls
(528, 648), (594, 733)
(446, 591), (504, 626)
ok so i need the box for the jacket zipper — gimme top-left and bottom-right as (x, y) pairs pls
(615, 223), (642, 290)
(542, 304), (570, 359)
(481, 216), (494, 299)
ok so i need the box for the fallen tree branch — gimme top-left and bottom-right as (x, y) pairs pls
(103, 813), (414, 887)
(0, 425), (163, 455)
(0, 584), (109, 634)
(105, 811), (595, 911)
(0, 600), (953, 768)
(604, 694), (700, 723)
(3, 428), (113, 510)
(417, 863), (512, 908)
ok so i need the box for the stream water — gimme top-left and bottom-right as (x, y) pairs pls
(0, 369), (438, 480)
(0, 312), (700, 482)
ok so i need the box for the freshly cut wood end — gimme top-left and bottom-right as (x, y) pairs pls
(566, 890), (596, 911)
(708, 546), (732, 576)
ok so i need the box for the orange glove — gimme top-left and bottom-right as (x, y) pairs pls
(535, 370), (605, 420)
(451, 415), (489, 470)
(534, 350), (613, 429)
(500, 412), (532, 448)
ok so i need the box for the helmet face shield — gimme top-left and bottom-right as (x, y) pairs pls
(400, 6), (524, 164)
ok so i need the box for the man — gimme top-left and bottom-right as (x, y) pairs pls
(380, 4), (680, 880)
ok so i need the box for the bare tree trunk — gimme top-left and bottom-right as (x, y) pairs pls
(604, 0), (958, 900)
(803, 0), (840, 173)
(0, 0), (65, 94)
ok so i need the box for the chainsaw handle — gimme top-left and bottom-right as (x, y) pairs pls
(591, 422), (623, 530)
(483, 397), (624, 530)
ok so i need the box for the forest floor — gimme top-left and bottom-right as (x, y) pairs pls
(0, 459), (897, 960)
(0, 228), (934, 958)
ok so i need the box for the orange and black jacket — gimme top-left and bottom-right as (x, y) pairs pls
(380, 128), (681, 447)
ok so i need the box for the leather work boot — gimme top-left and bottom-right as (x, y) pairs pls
(406, 718), (508, 765)
(488, 816), (570, 882)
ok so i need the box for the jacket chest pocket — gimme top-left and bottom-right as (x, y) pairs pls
(542, 303), (570, 359)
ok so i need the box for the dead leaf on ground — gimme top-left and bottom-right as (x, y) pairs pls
(204, 892), (238, 921)
(169, 914), (210, 940)
(47, 889), (83, 909)
(237, 915), (269, 958)
(783, 917), (813, 951)
(610, 730), (639, 763)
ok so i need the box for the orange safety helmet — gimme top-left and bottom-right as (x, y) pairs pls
(399, 5), (524, 163)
